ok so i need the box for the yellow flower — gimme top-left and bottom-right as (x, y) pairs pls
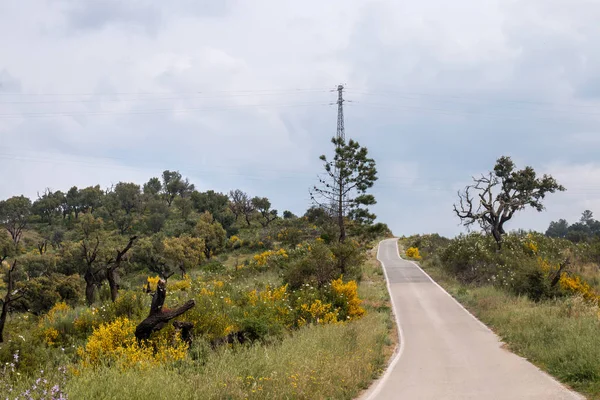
(405, 247), (421, 260)
(331, 277), (366, 319)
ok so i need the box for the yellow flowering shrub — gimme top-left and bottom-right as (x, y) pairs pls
(524, 235), (538, 254)
(331, 278), (365, 320)
(252, 249), (288, 267)
(77, 317), (188, 370)
(146, 276), (160, 291)
(298, 300), (338, 327)
(169, 274), (192, 292)
(559, 274), (599, 303)
(37, 302), (74, 345)
(405, 247), (421, 260)
(228, 235), (242, 249)
(41, 327), (59, 345)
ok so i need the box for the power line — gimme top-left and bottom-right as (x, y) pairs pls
(0, 101), (331, 119)
(347, 89), (600, 109)
(0, 90), (331, 104)
(347, 101), (600, 122)
(0, 87), (331, 96)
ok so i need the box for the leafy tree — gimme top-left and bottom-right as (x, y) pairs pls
(283, 210), (295, 219)
(310, 137), (378, 242)
(144, 199), (170, 233)
(251, 197), (278, 227)
(546, 219), (569, 238)
(133, 235), (173, 280)
(113, 182), (141, 215)
(173, 196), (194, 220)
(0, 195), (32, 249)
(32, 189), (65, 224)
(143, 177), (162, 196)
(65, 186), (81, 219)
(19, 253), (57, 278)
(162, 235), (205, 277)
(79, 185), (104, 214)
(101, 183), (141, 235)
(454, 156), (565, 249)
(229, 189), (255, 226)
(162, 170), (194, 206)
(195, 212), (226, 259)
(191, 190), (236, 235)
(15, 274), (82, 315)
(581, 210), (594, 226)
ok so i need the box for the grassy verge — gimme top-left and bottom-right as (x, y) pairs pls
(63, 244), (394, 400)
(419, 260), (600, 399)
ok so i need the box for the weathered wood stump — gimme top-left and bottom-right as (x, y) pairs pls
(135, 279), (195, 342)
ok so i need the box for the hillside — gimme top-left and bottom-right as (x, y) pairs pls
(0, 170), (393, 399)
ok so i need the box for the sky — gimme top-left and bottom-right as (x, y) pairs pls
(1, 0), (600, 238)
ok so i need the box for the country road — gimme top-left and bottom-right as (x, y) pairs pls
(360, 238), (584, 400)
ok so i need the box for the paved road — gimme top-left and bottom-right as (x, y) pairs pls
(361, 239), (584, 400)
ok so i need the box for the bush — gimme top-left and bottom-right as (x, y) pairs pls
(76, 317), (188, 370)
(405, 247), (421, 260)
(283, 242), (337, 290)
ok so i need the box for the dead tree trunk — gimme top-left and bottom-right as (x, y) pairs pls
(0, 260), (24, 343)
(135, 279), (195, 342)
(106, 236), (137, 302)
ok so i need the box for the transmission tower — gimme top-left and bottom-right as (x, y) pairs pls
(336, 84), (345, 141)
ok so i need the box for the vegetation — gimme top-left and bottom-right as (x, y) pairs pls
(0, 134), (394, 399)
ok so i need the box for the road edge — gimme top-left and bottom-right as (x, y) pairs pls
(358, 238), (405, 400)
(397, 241), (586, 400)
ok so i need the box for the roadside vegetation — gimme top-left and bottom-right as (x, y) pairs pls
(398, 156), (600, 398)
(0, 136), (394, 399)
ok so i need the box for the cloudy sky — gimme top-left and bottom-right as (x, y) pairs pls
(1, 0), (600, 237)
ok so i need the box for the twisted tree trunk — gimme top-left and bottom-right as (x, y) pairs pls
(135, 279), (195, 342)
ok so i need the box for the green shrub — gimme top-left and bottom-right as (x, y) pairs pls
(283, 242), (338, 290)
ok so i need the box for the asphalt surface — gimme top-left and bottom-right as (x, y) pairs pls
(361, 238), (584, 400)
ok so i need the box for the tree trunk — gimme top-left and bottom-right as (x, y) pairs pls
(491, 228), (502, 250)
(107, 236), (137, 302)
(135, 279), (195, 342)
(245, 214), (251, 226)
(0, 299), (8, 343)
(84, 270), (96, 306)
(107, 268), (119, 303)
(0, 260), (21, 343)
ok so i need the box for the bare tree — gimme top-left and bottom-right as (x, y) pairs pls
(454, 156), (565, 249)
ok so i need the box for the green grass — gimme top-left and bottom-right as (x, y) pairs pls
(421, 262), (600, 399)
